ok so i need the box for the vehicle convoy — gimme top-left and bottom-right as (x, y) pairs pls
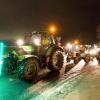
(65, 44), (83, 64)
(65, 44), (99, 64)
(83, 45), (100, 63)
(3, 31), (64, 82)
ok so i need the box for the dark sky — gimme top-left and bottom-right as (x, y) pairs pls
(0, 0), (100, 43)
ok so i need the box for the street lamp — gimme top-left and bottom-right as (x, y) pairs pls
(49, 26), (56, 44)
(50, 27), (55, 32)
(50, 26), (56, 35)
(74, 40), (80, 45)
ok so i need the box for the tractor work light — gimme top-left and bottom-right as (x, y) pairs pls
(66, 43), (73, 50)
(34, 38), (41, 46)
(89, 49), (97, 56)
(0, 42), (4, 75)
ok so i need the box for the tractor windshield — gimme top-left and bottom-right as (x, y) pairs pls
(24, 32), (54, 46)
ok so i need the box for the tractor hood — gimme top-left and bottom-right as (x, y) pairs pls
(3, 45), (34, 61)
(16, 45), (34, 55)
(11, 45), (34, 61)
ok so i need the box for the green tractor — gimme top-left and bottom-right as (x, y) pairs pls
(4, 31), (64, 82)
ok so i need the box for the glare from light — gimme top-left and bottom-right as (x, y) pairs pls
(34, 38), (41, 46)
(92, 58), (98, 66)
(49, 26), (56, 35)
(97, 48), (100, 52)
(74, 40), (79, 45)
(89, 49), (97, 55)
(0, 60), (3, 65)
(66, 43), (72, 49)
(50, 26), (56, 32)
(51, 27), (55, 32)
(94, 45), (98, 49)
(85, 50), (89, 54)
(17, 40), (24, 46)
(75, 45), (79, 50)
(0, 43), (4, 75)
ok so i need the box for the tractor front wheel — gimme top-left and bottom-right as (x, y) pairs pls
(17, 58), (39, 82)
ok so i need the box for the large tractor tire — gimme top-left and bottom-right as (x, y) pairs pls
(74, 57), (79, 65)
(74, 53), (81, 64)
(17, 58), (39, 82)
(74, 57), (81, 64)
(84, 54), (91, 63)
(48, 49), (64, 71)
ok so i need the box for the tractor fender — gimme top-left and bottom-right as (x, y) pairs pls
(46, 45), (64, 57)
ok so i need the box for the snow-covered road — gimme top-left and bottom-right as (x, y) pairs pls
(0, 58), (99, 100)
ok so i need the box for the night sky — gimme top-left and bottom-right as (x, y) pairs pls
(0, 0), (100, 43)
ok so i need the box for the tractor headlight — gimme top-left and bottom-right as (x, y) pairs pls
(16, 39), (24, 46)
(34, 38), (41, 46)
(66, 43), (72, 50)
(75, 45), (79, 50)
(85, 50), (89, 54)
(89, 49), (97, 56)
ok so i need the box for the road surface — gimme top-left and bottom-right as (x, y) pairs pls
(0, 59), (99, 100)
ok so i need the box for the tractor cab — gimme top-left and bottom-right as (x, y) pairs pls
(19, 31), (56, 56)
(24, 31), (55, 45)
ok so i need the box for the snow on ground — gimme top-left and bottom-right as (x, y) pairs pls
(0, 58), (99, 100)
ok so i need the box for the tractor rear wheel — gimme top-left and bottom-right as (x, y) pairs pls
(48, 49), (64, 71)
(74, 57), (81, 64)
(84, 54), (91, 63)
(17, 58), (39, 82)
